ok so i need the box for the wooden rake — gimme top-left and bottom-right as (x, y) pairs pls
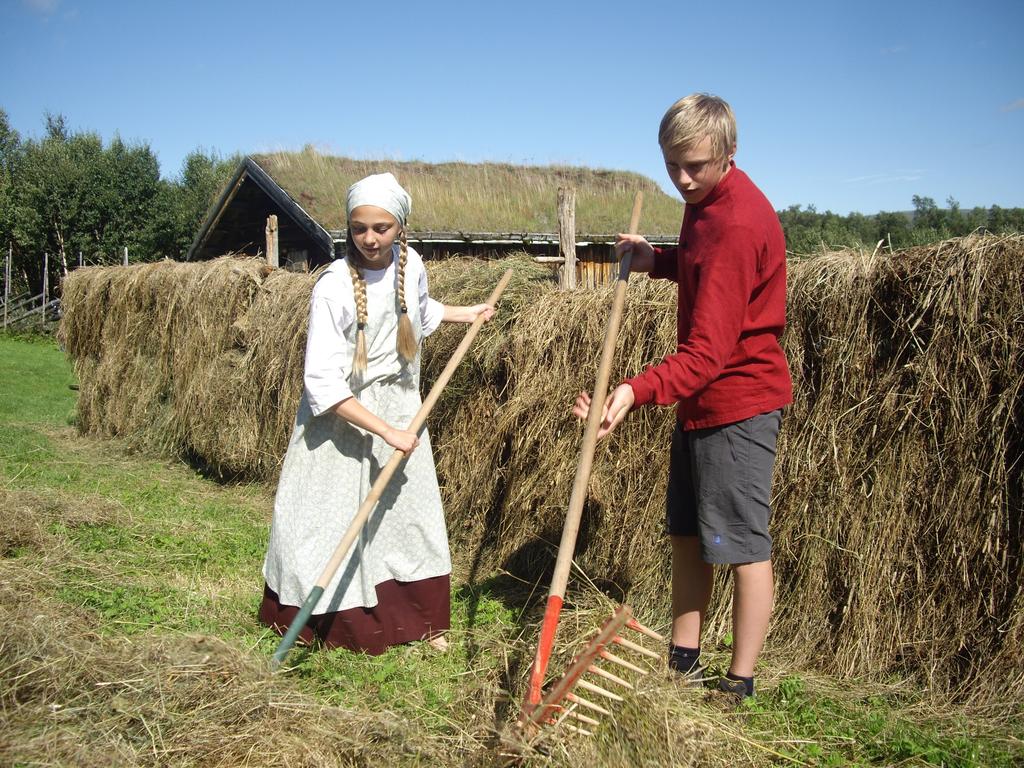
(518, 192), (665, 732)
(271, 268), (514, 670)
(521, 605), (663, 735)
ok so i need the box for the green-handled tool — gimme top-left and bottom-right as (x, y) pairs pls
(271, 268), (514, 669)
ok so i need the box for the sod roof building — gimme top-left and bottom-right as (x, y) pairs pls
(186, 152), (683, 276)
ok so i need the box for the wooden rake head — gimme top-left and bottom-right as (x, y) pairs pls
(519, 605), (664, 736)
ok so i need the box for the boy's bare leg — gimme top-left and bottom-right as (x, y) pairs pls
(728, 559), (774, 677)
(670, 535), (713, 647)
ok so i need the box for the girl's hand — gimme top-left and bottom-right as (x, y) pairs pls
(466, 303), (495, 323)
(443, 303), (496, 323)
(383, 426), (419, 453)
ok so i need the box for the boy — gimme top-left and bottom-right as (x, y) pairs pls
(573, 93), (792, 698)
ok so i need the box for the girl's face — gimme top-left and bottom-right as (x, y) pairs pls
(348, 205), (401, 268)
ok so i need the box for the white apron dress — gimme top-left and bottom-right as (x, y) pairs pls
(262, 246), (450, 619)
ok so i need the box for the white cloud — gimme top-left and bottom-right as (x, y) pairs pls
(843, 170), (926, 185)
(23, 0), (59, 14)
(1000, 99), (1024, 113)
(880, 44), (908, 55)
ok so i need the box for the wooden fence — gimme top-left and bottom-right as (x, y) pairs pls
(1, 246), (131, 331)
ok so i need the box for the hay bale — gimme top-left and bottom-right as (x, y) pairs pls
(58, 236), (1024, 701)
(772, 234), (1024, 701)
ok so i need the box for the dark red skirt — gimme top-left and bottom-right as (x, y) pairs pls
(258, 575), (450, 656)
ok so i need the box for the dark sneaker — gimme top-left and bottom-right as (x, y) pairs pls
(668, 644), (701, 678)
(716, 675), (751, 698)
(701, 675), (752, 711)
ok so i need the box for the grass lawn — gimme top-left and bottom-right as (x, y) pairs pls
(1, 334), (1020, 767)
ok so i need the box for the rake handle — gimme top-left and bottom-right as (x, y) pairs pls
(271, 268), (514, 669)
(524, 192), (643, 708)
(552, 190), (642, 599)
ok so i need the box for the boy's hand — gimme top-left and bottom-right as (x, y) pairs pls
(615, 234), (655, 273)
(572, 383), (636, 439)
(383, 426), (419, 453)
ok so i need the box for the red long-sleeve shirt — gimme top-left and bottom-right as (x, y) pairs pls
(626, 164), (792, 429)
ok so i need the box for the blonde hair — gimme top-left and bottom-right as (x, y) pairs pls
(658, 93), (737, 169)
(346, 228), (418, 376)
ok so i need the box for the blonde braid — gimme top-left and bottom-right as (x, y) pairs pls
(395, 227), (417, 363)
(347, 257), (369, 375)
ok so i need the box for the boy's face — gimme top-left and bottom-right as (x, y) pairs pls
(663, 135), (735, 205)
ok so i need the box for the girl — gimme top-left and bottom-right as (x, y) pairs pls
(260, 172), (494, 655)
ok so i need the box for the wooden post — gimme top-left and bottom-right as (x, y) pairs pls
(3, 242), (10, 329)
(78, 250), (83, 268)
(42, 251), (48, 331)
(266, 214), (279, 268)
(122, 246), (128, 267)
(557, 187), (577, 290)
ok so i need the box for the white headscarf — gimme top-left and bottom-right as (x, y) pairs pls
(345, 172), (411, 227)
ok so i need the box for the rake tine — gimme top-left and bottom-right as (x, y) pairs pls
(562, 723), (594, 737)
(599, 649), (647, 675)
(549, 703), (573, 729)
(626, 617), (665, 642)
(524, 606), (633, 726)
(577, 678), (624, 702)
(566, 692), (611, 716)
(613, 635), (661, 660)
(568, 710), (601, 727)
(587, 664), (633, 689)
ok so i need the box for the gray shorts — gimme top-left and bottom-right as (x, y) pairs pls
(666, 409), (781, 564)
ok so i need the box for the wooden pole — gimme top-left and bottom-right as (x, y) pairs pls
(122, 246), (128, 267)
(266, 214), (279, 268)
(3, 242), (10, 329)
(557, 187), (577, 290)
(78, 250), (83, 269)
(41, 251), (48, 331)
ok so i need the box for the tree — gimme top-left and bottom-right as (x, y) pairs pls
(8, 113), (163, 292)
(143, 148), (238, 259)
(0, 109), (22, 256)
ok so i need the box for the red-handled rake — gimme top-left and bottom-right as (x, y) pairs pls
(518, 192), (665, 733)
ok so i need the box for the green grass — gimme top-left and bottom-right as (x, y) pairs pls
(737, 675), (1019, 767)
(2, 336), (1021, 766)
(0, 335), (77, 424)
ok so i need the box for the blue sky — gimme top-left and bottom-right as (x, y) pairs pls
(1, 0), (1021, 216)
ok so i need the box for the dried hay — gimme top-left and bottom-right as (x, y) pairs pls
(0, 487), (123, 557)
(0, 565), (758, 767)
(58, 235), (1024, 703)
(771, 234), (1024, 703)
(0, 484), (734, 767)
(0, 588), (445, 766)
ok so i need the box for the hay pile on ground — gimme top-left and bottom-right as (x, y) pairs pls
(59, 235), (1024, 703)
(0, 486), (746, 767)
(0, 588), (443, 766)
